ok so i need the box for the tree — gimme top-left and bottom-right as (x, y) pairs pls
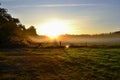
(0, 7), (37, 47)
(26, 26), (37, 36)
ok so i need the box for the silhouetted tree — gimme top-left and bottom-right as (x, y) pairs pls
(0, 7), (37, 47)
(26, 26), (37, 36)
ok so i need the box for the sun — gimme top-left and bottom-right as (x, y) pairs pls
(37, 20), (70, 38)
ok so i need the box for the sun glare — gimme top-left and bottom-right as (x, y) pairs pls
(37, 20), (70, 38)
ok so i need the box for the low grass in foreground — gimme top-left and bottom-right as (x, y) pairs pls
(0, 47), (120, 80)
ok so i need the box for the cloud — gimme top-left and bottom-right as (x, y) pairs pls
(13, 3), (97, 8)
(36, 4), (96, 7)
(0, 0), (12, 2)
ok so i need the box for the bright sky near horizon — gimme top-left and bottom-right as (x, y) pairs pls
(0, 0), (120, 35)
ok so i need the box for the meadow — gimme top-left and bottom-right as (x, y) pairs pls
(0, 47), (120, 80)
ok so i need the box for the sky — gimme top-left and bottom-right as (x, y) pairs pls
(0, 0), (120, 35)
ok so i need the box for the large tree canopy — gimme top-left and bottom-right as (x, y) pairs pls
(0, 7), (37, 48)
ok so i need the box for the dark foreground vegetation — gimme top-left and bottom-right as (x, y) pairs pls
(0, 47), (120, 80)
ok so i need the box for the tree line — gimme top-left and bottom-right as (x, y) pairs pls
(0, 7), (38, 48)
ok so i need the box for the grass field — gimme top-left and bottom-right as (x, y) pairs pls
(0, 47), (120, 80)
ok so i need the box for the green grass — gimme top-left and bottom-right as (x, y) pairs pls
(0, 48), (120, 80)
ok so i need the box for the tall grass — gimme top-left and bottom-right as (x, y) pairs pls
(0, 47), (120, 80)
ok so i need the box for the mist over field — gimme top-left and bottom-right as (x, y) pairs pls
(32, 32), (120, 45)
